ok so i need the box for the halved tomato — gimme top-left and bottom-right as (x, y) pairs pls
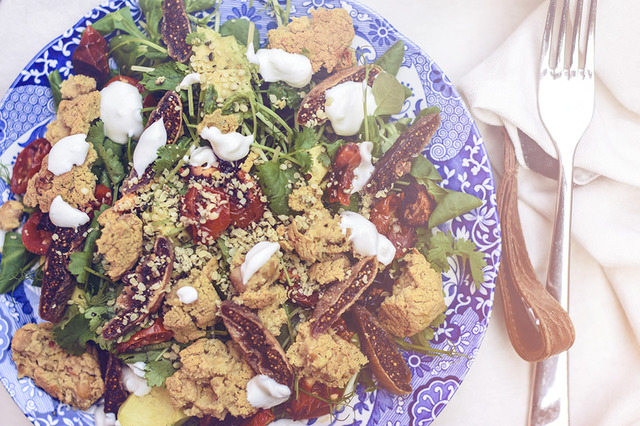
(116, 317), (173, 353)
(369, 192), (417, 256)
(181, 186), (230, 245)
(10, 138), (51, 195)
(22, 211), (53, 255)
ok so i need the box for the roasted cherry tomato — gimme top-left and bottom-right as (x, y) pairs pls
(10, 138), (51, 195)
(228, 170), (266, 228)
(21, 211), (53, 255)
(287, 379), (339, 421)
(241, 409), (276, 426)
(116, 317), (173, 353)
(326, 142), (361, 206)
(370, 193), (417, 256)
(181, 186), (231, 245)
(106, 75), (145, 94)
(92, 184), (113, 207)
(72, 25), (110, 88)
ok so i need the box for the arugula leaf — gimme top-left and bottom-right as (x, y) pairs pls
(424, 181), (483, 229)
(138, 0), (163, 43)
(185, 0), (219, 13)
(48, 70), (63, 112)
(141, 62), (190, 93)
(68, 204), (108, 287)
(0, 232), (36, 294)
(220, 18), (260, 49)
(374, 40), (405, 76)
(52, 312), (96, 356)
(92, 7), (147, 39)
(87, 122), (127, 187)
(410, 155), (442, 183)
(414, 106), (442, 123)
(372, 72), (406, 116)
(255, 161), (295, 216)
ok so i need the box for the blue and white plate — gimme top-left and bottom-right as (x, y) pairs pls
(0, 0), (501, 424)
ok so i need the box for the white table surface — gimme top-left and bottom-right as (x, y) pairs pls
(1, 1), (637, 425)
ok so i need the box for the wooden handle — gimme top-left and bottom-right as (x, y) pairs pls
(496, 133), (575, 362)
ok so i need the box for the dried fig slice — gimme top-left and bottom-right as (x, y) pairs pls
(310, 256), (378, 338)
(364, 111), (441, 196)
(98, 350), (129, 414)
(101, 237), (174, 340)
(220, 300), (294, 389)
(350, 304), (412, 395)
(161, 0), (192, 63)
(399, 178), (436, 227)
(296, 65), (381, 127)
(146, 90), (183, 144)
(39, 224), (89, 322)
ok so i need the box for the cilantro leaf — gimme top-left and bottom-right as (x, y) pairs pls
(68, 205), (108, 287)
(87, 122), (127, 187)
(255, 161), (295, 216)
(153, 136), (192, 174)
(145, 359), (177, 387)
(52, 313), (96, 356)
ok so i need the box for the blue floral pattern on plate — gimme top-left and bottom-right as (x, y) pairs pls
(0, 0), (501, 424)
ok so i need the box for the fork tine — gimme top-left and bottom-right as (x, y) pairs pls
(584, 0), (597, 76)
(554, 0), (571, 72)
(540, 0), (557, 75)
(569, 0), (585, 75)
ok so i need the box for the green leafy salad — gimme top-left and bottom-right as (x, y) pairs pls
(0, 0), (488, 424)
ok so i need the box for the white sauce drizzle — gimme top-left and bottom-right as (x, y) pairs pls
(47, 134), (90, 176)
(247, 42), (313, 88)
(177, 286), (198, 304)
(49, 196), (90, 228)
(339, 211), (395, 265)
(176, 72), (201, 90)
(199, 126), (253, 162)
(122, 363), (152, 397)
(246, 374), (291, 409)
(132, 118), (167, 177)
(188, 146), (218, 169)
(240, 241), (280, 285)
(100, 80), (144, 145)
(351, 141), (375, 193)
(324, 81), (377, 136)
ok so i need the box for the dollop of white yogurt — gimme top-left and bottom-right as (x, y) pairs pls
(240, 241), (280, 285)
(122, 363), (152, 397)
(49, 196), (90, 228)
(324, 81), (377, 136)
(339, 211), (395, 265)
(100, 80), (144, 144)
(200, 126), (253, 162)
(246, 374), (291, 409)
(247, 43), (312, 89)
(47, 134), (90, 176)
(177, 286), (198, 304)
(188, 146), (218, 169)
(177, 72), (201, 90)
(132, 118), (167, 177)
(351, 141), (375, 193)
(87, 401), (118, 426)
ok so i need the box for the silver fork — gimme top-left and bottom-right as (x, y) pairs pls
(529, 0), (597, 425)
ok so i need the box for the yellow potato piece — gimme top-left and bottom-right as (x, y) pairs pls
(117, 387), (186, 426)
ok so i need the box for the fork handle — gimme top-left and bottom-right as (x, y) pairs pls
(528, 151), (574, 426)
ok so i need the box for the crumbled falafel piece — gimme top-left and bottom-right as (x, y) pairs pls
(308, 254), (350, 286)
(23, 146), (98, 213)
(163, 258), (222, 343)
(60, 74), (97, 99)
(11, 322), (104, 411)
(286, 321), (366, 388)
(268, 8), (356, 73)
(166, 338), (257, 419)
(377, 249), (446, 338)
(0, 200), (23, 231)
(284, 209), (349, 263)
(189, 27), (253, 103)
(45, 75), (101, 144)
(196, 109), (242, 135)
(96, 212), (143, 281)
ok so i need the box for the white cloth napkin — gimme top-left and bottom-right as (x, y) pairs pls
(457, 2), (640, 424)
